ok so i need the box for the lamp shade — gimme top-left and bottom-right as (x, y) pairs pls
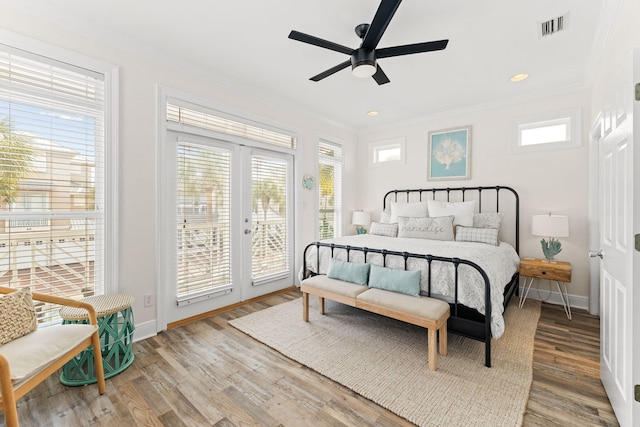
(531, 214), (569, 238)
(352, 211), (371, 226)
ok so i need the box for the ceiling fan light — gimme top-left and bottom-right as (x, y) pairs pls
(352, 63), (376, 78)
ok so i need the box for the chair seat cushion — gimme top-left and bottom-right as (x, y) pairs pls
(0, 324), (97, 381)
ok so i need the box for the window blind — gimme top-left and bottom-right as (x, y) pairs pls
(167, 103), (297, 150)
(176, 143), (232, 301)
(318, 140), (343, 239)
(0, 45), (105, 324)
(251, 154), (290, 284)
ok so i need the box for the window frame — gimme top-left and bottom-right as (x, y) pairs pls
(0, 29), (119, 296)
(368, 137), (406, 168)
(317, 139), (343, 239)
(511, 108), (582, 153)
(157, 87), (299, 328)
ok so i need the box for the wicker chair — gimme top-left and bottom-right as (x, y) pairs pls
(0, 286), (106, 427)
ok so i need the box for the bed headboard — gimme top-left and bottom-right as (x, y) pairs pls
(383, 186), (520, 254)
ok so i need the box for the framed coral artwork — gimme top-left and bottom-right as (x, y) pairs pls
(427, 125), (471, 180)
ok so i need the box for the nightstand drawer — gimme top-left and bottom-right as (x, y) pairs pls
(519, 259), (572, 282)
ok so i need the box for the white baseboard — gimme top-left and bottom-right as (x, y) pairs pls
(133, 320), (157, 342)
(518, 284), (589, 311)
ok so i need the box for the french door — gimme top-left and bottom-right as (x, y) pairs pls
(162, 132), (294, 324)
(242, 147), (294, 299)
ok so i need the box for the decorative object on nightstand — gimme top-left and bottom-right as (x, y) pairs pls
(352, 211), (371, 234)
(531, 213), (569, 261)
(519, 258), (572, 319)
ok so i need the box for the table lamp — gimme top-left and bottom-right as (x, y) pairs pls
(531, 213), (569, 262)
(352, 211), (371, 234)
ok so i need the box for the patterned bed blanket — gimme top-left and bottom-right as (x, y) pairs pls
(303, 235), (520, 338)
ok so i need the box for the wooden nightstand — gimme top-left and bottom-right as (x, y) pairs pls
(518, 258), (572, 319)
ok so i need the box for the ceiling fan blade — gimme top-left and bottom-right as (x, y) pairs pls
(289, 30), (354, 55)
(372, 65), (390, 85)
(361, 0), (402, 50)
(376, 39), (449, 58)
(310, 60), (352, 81)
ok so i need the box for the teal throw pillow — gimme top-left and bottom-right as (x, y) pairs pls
(368, 264), (421, 296)
(326, 259), (370, 286)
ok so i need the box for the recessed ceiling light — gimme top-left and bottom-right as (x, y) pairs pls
(510, 73), (529, 82)
(367, 110), (379, 116)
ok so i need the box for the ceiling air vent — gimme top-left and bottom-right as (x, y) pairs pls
(538, 12), (569, 38)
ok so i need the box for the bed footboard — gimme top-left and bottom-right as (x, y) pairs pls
(303, 241), (499, 367)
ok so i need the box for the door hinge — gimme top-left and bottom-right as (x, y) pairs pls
(636, 234), (640, 252)
(635, 384), (640, 402)
(636, 83), (640, 101)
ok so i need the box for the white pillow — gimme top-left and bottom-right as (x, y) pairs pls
(473, 212), (504, 229)
(389, 201), (428, 223)
(455, 226), (500, 246)
(426, 199), (476, 227)
(397, 216), (455, 241)
(369, 221), (398, 237)
(380, 212), (391, 224)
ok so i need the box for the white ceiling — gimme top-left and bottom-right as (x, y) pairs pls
(6, 0), (605, 132)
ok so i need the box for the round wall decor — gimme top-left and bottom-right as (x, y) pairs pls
(302, 175), (315, 190)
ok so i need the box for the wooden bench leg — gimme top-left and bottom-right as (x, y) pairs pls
(428, 328), (437, 371)
(318, 296), (325, 315)
(439, 321), (448, 356)
(302, 292), (309, 322)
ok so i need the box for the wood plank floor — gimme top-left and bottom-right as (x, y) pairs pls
(1, 289), (619, 427)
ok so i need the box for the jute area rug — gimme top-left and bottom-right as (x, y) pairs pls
(229, 297), (541, 427)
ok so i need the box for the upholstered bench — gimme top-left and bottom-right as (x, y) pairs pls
(301, 261), (450, 371)
(301, 275), (368, 320)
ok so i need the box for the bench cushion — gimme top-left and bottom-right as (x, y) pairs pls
(357, 288), (450, 320)
(301, 275), (369, 299)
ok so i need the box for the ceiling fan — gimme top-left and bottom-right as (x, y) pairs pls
(288, 0), (449, 85)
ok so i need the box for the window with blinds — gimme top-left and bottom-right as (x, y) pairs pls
(318, 140), (343, 239)
(0, 45), (106, 324)
(176, 143), (232, 302)
(167, 103), (297, 150)
(251, 154), (290, 284)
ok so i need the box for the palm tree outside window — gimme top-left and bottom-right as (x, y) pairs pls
(318, 140), (343, 239)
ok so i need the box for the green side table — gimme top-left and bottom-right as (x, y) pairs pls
(59, 294), (135, 386)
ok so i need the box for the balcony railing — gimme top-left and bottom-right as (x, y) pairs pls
(0, 229), (97, 324)
(176, 218), (289, 296)
(8, 218), (50, 229)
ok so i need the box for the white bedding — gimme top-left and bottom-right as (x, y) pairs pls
(303, 234), (520, 338)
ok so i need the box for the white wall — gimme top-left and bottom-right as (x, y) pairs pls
(590, 0), (640, 113)
(357, 91), (591, 304)
(0, 7), (358, 332)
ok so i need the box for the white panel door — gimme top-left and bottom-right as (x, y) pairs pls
(597, 49), (640, 427)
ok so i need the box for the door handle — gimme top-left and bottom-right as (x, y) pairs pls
(589, 250), (603, 259)
(244, 229), (252, 235)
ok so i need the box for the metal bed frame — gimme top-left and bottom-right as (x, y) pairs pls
(302, 185), (520, 367)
